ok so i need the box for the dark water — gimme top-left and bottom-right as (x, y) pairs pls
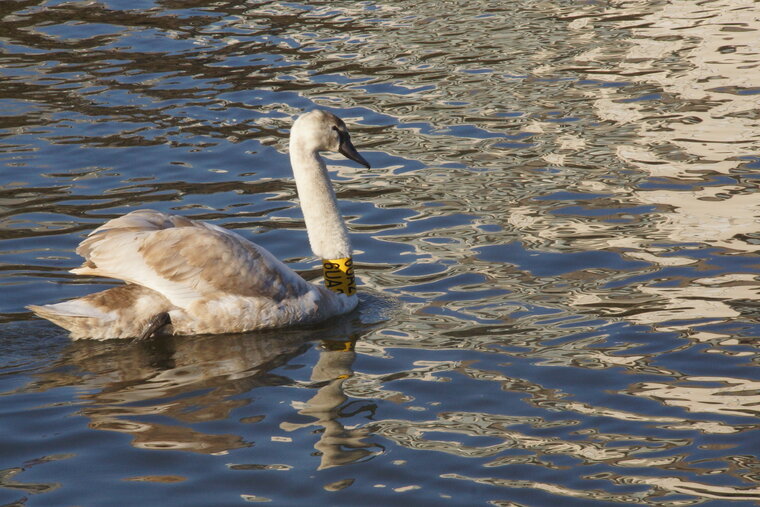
(2, 0), (760, 505)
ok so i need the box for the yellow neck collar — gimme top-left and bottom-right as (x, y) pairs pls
(322, 257), (356, 296)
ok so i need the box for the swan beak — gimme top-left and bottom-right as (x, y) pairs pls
(339, 137), (371, 169)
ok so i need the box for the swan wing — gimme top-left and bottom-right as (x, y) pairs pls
(71, 210), (311, 308)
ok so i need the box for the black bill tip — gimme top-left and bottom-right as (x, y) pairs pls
(338, 131), (370, 169)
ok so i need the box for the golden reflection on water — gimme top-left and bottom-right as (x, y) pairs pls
(632, 376), (760, 418)
(444, 472), (760, 504)
(487, 0), (760, 336)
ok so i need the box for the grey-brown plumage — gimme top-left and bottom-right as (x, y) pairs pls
(27, 110), (369, 340)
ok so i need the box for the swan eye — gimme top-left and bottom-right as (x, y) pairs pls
(332, 125), (348, 144)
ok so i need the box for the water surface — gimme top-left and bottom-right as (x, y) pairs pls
(2, 0), (760, 505)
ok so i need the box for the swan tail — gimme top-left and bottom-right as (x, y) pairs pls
(28, 285), (174, 340)
(27, 300), (113, 340)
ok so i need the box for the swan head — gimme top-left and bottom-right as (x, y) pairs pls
(291, 110), (370, 169)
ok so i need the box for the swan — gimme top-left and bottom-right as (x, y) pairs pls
(27, 110), (370, 340)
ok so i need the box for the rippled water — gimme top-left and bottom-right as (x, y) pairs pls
(2, 0), (760, 505)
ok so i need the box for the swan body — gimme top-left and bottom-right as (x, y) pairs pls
(28, 110), (370, 340)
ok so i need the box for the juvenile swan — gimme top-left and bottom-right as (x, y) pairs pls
(28, 110), (370, 340)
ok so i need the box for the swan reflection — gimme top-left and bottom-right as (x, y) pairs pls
(29, 315), (382, 465)
(281, 339), (382, 469)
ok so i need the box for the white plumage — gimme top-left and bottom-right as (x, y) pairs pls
(28, 110), (370, 340)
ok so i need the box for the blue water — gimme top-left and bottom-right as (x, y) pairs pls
(2, 0), (760, 505)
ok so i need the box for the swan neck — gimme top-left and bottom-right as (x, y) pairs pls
(289, 141), (352, 261)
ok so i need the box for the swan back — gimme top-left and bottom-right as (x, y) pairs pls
(71, 210), (310, 308)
